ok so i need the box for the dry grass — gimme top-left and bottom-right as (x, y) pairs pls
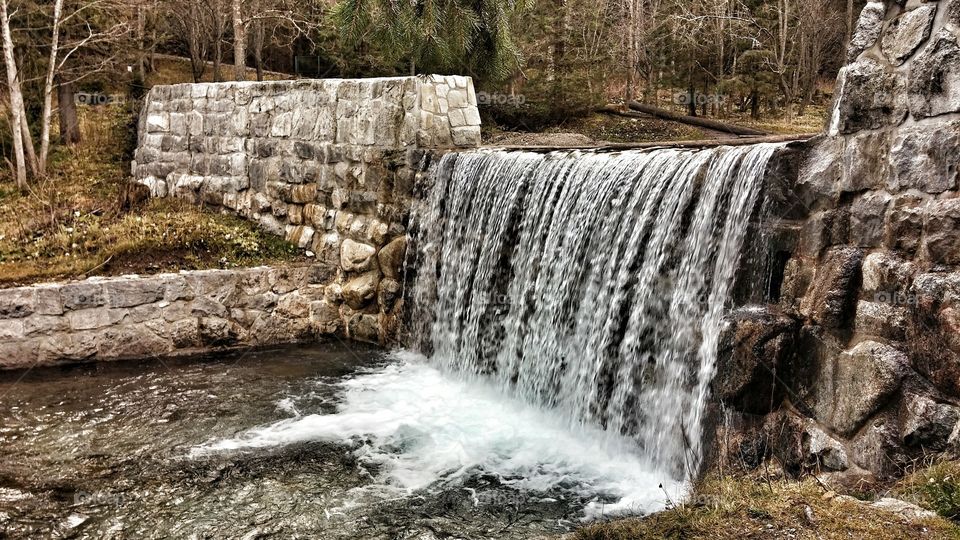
(0, 100), (300, 288)
(893, 460), (960, 522)
(575, 469), (960, 540)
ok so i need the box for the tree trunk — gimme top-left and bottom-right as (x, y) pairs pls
(846, 0), (854, 50)
(252, 19), (264, 81)
(57, 77), (80, 145)
(0, 0), (26, 188)
(628, 101), (768, 136)
(232, 0), (245, 81)
(39, 0), (65, 175)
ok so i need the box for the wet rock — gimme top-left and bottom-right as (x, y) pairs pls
(815, 341), (910, 436)
(795, 136), (842, 207)
(309, 300), (342, 334)
(847, 2), (887, 62)
(909, 29), (960, 119)
(800, 247), (863, 328)
(199, 316), (244, 346)
(834, 57), (908, 134)
(714, 307), (800, 414)
(881, 4), (937, 66)
(377, 278), (402, 312)
(849, 192), (891, 248)
(342, 272), (380, 309)
(378, 236), (408, 280)
(889, 121), (960, 194)
(923, 199), (960, 265)
(97, 324), (172, 359)
(345, 312), (380, 343)
(340, 239), (377, 272)
(900, 393), (960, 451)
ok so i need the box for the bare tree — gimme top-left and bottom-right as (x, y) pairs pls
(0, 0), (27, 188)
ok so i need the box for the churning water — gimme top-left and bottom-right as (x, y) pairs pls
(410, 145), (780, 482)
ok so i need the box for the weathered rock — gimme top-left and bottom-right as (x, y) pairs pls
(814, 341), (910, 436)
(794, 136), (842, 207)
(924, 199), (960, 265)
(342, 272), (380, 309)
(833, 57), (908, 134)
(854, 300), (909, 341)
(852, 412), (910, 476)
(847, 2), (887, 62)
(714, 306), (800, 414)
(377, 278), (402, 312)
(800, 247), (863, 328)
(889, 121), (960, 194)
(0, 288), (35, 319)
(105, 280), (165, 308)
(881, 4), (937, 66)
(900, 393), (960, 451)
(884, 193), (926, 255)
(309, 300), (342, 335)
(378, 236), (408, 280)
(841, 130), (891, 193)
(909, 29), (960, 119)
(345, 312), (380, 343)
(340, 239), (377, 272)
(849, 192), (891, 248)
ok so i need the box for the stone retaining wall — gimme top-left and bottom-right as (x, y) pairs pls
(714, 0), (960, 481)
(0, 264), (362, 369)
(129, 75), (481, 351)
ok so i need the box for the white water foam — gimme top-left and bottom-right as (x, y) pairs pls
(195, 351), (686, 519)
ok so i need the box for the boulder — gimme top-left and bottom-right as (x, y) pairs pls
(833, 58), (908, 135)
(854, 300), (909, 341)
(841, 129), (891, 193)
(377, 278), (402, 312)
(378, 236), (408, 280)
(852, 412), (911, 476)
(847, 2), (887, 63)
(714, 306), (800, 414)
(342, 272), (380, 309)
(814, 340), (910, 436)
(861, 251), (916, 298)
(900, 393), (960, 451)
(881, 4), (937, 65)
(889, 121), (960, 194)
(340, 239), (377, 272)
(800, 247), (863, 328)
(909, 29), (960, 119)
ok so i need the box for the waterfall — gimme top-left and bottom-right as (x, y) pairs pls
(410, 144), (781, 479)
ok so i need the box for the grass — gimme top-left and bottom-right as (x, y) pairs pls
(894, 461), (960, 521)
(0, 99), (300, 288)
(575, 468), (960, 540)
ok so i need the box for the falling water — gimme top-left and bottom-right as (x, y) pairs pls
(410, 144), (781, 480)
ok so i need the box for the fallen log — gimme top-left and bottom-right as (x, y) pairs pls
(596, 105), (647, 119)
(627, 100), (768, 137)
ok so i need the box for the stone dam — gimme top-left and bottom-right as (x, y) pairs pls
(1, 0), (959, 493)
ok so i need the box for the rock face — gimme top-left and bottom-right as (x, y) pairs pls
(714, 1), (960, 481)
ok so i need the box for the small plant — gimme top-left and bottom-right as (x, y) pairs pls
(895, 461), (960, 521)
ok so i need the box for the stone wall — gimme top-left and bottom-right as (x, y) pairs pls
(130, 75), (480, 348)
(714, 0), (960, 482)
(0, 264), (352, 369)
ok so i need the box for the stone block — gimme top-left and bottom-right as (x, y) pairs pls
(909, 29), (960, 119)
(847, 2), (886, 62)
(833, 57), (908, 134)
(881, 4), (937, 66)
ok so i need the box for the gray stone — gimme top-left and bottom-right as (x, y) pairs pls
(881, 5), (937, 65)
(900, 393), (960, 451)
(849, 192), (891, 248)
(842, 130), (891, 193)
(909, 29), (960, 119)
(105, 280), (165, 308)
(889, 121), (960, 194)
(884, 193), (927, 255)
(833, 57), (908, 134)
(97, 324), (171, 359)
(60, 282), (105, 310)
(309, 300), (342, 335)
(342, 272), (380, 309)
(847, 2), (887, 62)
(924, 199), (960, 265)
(861, 251), (916, 297)
(815, 341), (910, 436)
(0, 288), (35, 319)
(341, 239), (377, 272)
